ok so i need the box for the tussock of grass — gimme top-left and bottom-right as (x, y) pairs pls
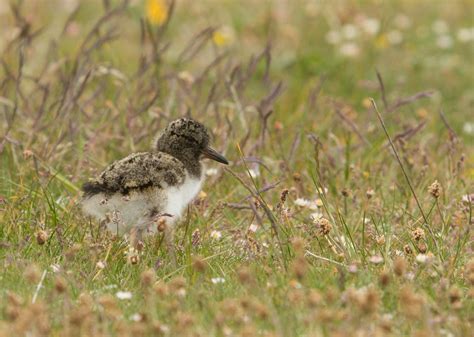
(0, 0), (473, 336)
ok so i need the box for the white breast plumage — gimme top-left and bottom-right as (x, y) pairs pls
(163, 174), (204, 219)
(81, 172), (204, 235)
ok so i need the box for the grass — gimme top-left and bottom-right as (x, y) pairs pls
(0, 0), (473, 336)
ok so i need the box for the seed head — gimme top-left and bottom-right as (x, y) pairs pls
(366, 188), (375, 199)
(7, 292), (23, 306)
(70, 294), (93, 327)
(65, 243), (82, 260)
(399, 286), (424, 320)
(347, 286), (379, 315)
(280, 188), (289, 202)
(291, 237), (305, 253)
(98, 294), (120, 319)
(237, 266), (254, 285)
(157, 218), (167, 232)
(293, 172), (302, 182)
(411, 227), (425, 241)
(191, 228), (201, 247)
(252, 300), (269, 320)
(448, 287), (462, 308)
(153, 283), (169, 297)
(316, 218), (332, 236)
(277, 188), (289, 210)
(5, 304), (20, 321)
(465, 258), (474, 285)
(24, 264), (41, 284)
(376, 234), (385, 245)
(36, 230), (48, 245)
(169, 276), (186, 297)
(417, 242), (427, 254)
(291, 256), (309, 281)
(307, 289), (323, 308)
(176, 311), (195, 332)
(274, 120), (284, 131)
(126, 247), (140, 265)
(141, 269), (156, 287)
(360, 287), (379, 314)
(393, 257), (407, 277)
(191, 255), (207, 273)
(54, 276), (67, 293)
(428, 180), (442, 199)
(379, 269), (391, 287)
(403, 244), (413, 255)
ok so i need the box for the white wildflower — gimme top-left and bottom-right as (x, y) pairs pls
(50, 264), (61, 273)
(457, 27), (474, 42)
(96, 261), (106, 269)
(310, 212), (323, 221)
(415, 254), (430, 264)
(315, 199), (323, 208)
(348, 264), (358, 273)
(211, 277), (226, 284)
(294, 198), (311, 207)
(248, 168), (260, 178)
(130, 313), (143, 322)
(394, 250), (403, 256)
(462, 122), (474, 135)
(436, 35), (453, 49)
(210, 230), (222, 240)
(361, 18), (380, 35)
(406, 272), (415, 280)
(342, 24), (359, 40)
(248, 223), (258, 233)
(308, 200), (320, 210)
(387, 30), (403, 45)
(339, 42), (360, 57)
(317, 187), (328, 194)
(160, 325), (170, 333)
(432, 20), (449, 34)
(394, 14), (411, 29)
(462, 194), (473, 204)
(339, 235), (348, 248)
(205, 168), (218, 176)
(369, 255), (384, 264)
(116, 291), (132, 300)
(326, 30), (341, 45)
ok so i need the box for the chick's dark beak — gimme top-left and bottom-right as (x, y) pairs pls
(201, 146), (229, 165)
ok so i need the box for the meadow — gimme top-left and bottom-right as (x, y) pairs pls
(0, 0), (473, 336)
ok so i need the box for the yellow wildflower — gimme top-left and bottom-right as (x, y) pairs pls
(146, 0), (168, 26)
(212, 26), (234, 47)
(375, 34), (389, 49)
(362, 97), (372, 109)
(416, 108), (428, 119)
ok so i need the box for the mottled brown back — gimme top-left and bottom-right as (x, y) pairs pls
(82, 152), (186, 197)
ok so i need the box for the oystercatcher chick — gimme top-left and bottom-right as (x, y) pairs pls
(81, 118), (228, 261)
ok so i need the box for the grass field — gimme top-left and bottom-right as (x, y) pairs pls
(0, 0), (473, 336)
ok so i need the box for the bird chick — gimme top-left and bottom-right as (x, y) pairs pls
(81, 118), (228, 260)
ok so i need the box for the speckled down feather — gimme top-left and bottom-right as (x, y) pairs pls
(82, 152), (186, 197)
(155, 118), (210, 177)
